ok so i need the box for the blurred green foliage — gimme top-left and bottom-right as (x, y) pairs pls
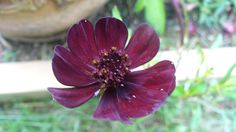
(184, 0), (235, 28)
(1, 50), (17, 62)
(1, 78), (236, 131)
(134, 0), (166, 35)
(112, 6), (122, 21)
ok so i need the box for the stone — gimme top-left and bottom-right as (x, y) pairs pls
(0, 0), (107, 38)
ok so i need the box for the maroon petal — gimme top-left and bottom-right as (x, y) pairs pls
(129, 60), (176, 95)
(95, 17), (128, 51)
(54, 45), (94, 73)
(117, 82), (168, 118)
(131, 60), (175, 76)
(93, 88), (131, 124)
(114, 60), (175, 118)
(125, 24), (160, 69)
(52, 46), (96, 86)
(67, 19), (98, 64)
(48, 84), (100, 108)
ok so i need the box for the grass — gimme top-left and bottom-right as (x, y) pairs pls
(1, 75), (236, 132)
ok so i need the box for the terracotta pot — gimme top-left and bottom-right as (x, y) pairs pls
(0, 0), (107, 38)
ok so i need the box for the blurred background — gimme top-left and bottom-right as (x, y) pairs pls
(0, 0), (236, 131)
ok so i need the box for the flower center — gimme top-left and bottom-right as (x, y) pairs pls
(92, 47), (130, 88)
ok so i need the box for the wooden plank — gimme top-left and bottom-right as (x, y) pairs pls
(0, 47), (236, 100)
(158, 47), (236, 80)
(0, 61), (64, 94)
(0, 61), (66, 102)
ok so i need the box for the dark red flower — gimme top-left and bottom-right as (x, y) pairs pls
(48, 17), (176, 124)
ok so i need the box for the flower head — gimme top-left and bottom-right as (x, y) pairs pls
(48, 17), (176, 124)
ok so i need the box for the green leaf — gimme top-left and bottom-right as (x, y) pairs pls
(211, 34), (223, 48)
(190, 105), (202, 130)
(172, 85), (186, 97)
(233, 0), (236, 11)
(144, 0), (166, 35)
(127, 28), (132, 42)
(189, 82), (207, 96)
(112, 6), (122, 21)
(220, 63), (236, 84)
(134, 0), (145, 13)
(224, 91), (236, 100)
